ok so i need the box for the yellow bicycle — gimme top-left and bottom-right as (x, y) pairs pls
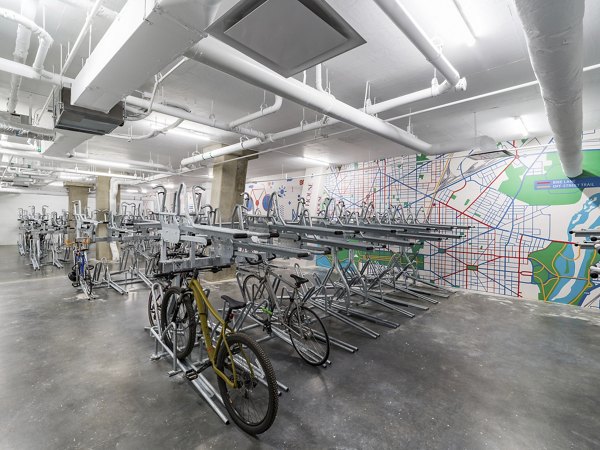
(159, 272), (278, 435)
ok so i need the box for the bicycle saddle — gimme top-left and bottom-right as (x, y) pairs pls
(221, 295), (247, 310)
(290, 274), (309, 286)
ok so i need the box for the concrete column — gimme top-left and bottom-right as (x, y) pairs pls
(116, 184), (122, 213)
(206, 149), (257, 281)
(64, 182), (92, 241)
(95, 176), (111, 260)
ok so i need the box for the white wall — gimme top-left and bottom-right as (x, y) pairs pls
(0, 192), (96, 246)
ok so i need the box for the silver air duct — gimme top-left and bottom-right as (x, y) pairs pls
(514, 0), (585, 178)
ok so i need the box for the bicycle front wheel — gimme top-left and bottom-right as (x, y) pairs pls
(216, 333), (278, 435)
(148, 290), (160, 327)
(287, 306), (330, 366)
(82, 266), (94, 298)
(160, 287), (196, 360)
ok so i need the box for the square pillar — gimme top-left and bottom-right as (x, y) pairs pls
(64, 182), (92, 242)
(95, 176), (111, 260)
(205, 149), (257, 281)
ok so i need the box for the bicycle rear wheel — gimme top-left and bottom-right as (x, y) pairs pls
(160, 287), (196, 360)
(148, 290), (160, 327)
(287, 305), (330, 366)
(216, 332), (278, 435)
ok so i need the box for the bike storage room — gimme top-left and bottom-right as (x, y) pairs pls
(0, 0), (599, 448)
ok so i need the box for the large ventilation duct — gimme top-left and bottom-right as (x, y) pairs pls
(514, 0), (585, 178)
(71, 0), (222, 112)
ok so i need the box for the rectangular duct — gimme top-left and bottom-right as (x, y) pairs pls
(54, 88), (124, 135)
(71, 0), (205, 112)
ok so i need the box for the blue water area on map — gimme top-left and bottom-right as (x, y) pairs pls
(550, 193), (600, 304)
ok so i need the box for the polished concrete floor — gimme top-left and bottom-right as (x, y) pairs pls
(1, 246), (599, 449)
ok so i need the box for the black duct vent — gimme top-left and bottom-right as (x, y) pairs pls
(206, 0), (365, 77)
(54, 88), (124, 135)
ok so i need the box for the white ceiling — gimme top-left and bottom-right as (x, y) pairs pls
(0, 0), (599, 181)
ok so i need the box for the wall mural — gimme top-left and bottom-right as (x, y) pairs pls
(245, 176), (305, 220)
(246, 132), (600, 308)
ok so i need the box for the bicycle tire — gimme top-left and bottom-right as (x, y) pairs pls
(82, 266), (94, 298)
(216, 332), (278, 435)
(160, 287), (196, 360)
(287, 306), (330, 366)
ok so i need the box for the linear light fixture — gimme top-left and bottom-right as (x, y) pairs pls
(84, 158), (131, 169)
(452, 0), (477, 47)
(302, 156), (330, 167)
(59, 168), (140, 180)
(514, 116), (528, 137)
(168, 128), (211, 141)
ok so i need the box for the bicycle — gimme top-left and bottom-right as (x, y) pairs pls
(159, 270), (278, 435)
(239, 262), (330, 366)
(67, 238), (94, 298)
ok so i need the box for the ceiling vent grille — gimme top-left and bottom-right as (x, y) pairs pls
(206, 0), (365, 77)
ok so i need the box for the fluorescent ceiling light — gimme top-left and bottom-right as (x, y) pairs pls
(48, 181), (63, 187)
(452, 0), (477, 47)
(164, 183), (176, 189)
(168, 128), (211, 141)
(84, 158), (131, 169)
(59, 172), (90, 180)
(514, 116), (528, 137)
(125, 188), (138, 193)
(59, 168), (140, 180)
(301, 156), (330, 167)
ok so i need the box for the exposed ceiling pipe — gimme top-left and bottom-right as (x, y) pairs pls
(6, 0), (39, 114)
(54, 0), (119, 21)
(67, 150), (173, 171)
(185, 37), (433, 153)
(108, 118), (185, 141)
(315, 64), (328, 93)
(125, 95), (265, 139)
(0, 147), (169, 175)
(0, 141), (37, 151)
(0, 56), (73, 86)
(0, 149), (145, 179)
(187, 78), (461, 165)
(0, 57), (266, 141)
(181, 1), (473, 167)
(0, 112), (55, 141)
(514, 0), (585, 178)
(0, 7), (53, 73)
(373, 0), (461, 86)
(229, 94), (283, 128)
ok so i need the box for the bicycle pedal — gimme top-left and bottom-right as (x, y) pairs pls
(185, 369), (198, 381)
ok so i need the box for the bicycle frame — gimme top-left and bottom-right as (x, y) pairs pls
(188, 278), (251, 389)
(75, 248), (88, 278)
